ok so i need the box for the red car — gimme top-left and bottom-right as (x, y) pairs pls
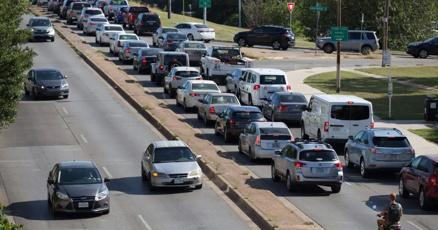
(122, 6), (149, 29)
(399, 155), (438, 210)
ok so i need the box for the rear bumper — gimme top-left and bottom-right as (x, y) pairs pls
(365, 160), (411, 170)
(273, 112), (302, 122)
(253, 147), (277, 159)
(294, 172), (344, 185)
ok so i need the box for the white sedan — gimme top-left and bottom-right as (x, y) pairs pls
(109, 33), (139, 55)
(176, 80), (221, 111)
(175, 22), (215, 42)
(95, 24), (124, 45)
(83, 16), (108, 35)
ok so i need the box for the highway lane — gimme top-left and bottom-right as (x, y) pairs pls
(0, 13), (257, 230)
(40, 9), (438, 230)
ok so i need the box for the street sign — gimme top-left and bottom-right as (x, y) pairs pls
(330, 26), (349, 41)
(310, 3), (327, 12)
(287, 2), (295, 12)
(198, 0), (211, 8)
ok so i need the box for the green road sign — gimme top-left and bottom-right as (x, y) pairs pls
(330, 26), (349, 41)
(310, 3), (327, 12)
(199, 0), (211, 8)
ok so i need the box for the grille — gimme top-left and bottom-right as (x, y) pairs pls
(169, 173), (188, 178)
(46, 86), (61, 89)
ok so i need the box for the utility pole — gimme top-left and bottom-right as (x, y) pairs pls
(238, 0), (242, 27)
(167, 0), (171, 19)
(182, 0), (185, 15)
(382, 0), (390, 67)
(203, 7), (207, 24)
(336, 0), (341, 93)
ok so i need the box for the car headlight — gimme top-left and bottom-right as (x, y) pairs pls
(188, 169), (201, 178)
(56, 191), (69, 200)
(30, 28), (35, 32)
(39, 85), (45, 89)
(95, 187), (109, 201)
(61, 82), (69, 89)
(151, 171), (167, 177)
(48, 28), (55, 33)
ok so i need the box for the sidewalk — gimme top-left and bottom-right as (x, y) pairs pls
(286, 68), (438, 156)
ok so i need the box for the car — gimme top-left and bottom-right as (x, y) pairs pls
(114, 6), (129, 24)
(344, 128), (415, 178)
(141, 140), (203, 190)
(214, 106), (266, 143)
(47, 161), (110, 215)
(316, 30), (379, 55)
(175, 22), (215, 42)
(301, 94), (375, 144)
(118, 40), (149, 63)
(133, 12), (161, 35)
(93, 0), (107, 12)
(176, 41), (207, 66)
(83, 16), (108, 35)
(121, 6), (149, 28)
(77, 7), (104, 30)
(164, 67), (202, 97)
(406, 36), (438, 58)
(109, 33), (139, 55)
(225, 68), (249, 94)
(197, 93), (240, 126)
(160, 32), (188, 51)
(150, 51), (189, 84)
(238, 68), (291, 106)
(239, 122), (293, 160)
(176, 80), (221, 112)
(66, 2), (91, 25)
(27, 16), (56, 42)
(48, 0), (61, 11)
(399, 155), (438, 210)
(51, 0), (64, 14)
(103, 0), (128, 19)
(24, 68), (69, 99)
(271, 140), (343, 193)
(152, 27), (179, 47)
(233, 25), (295, 50)
(60, 0), (81, 19)
(261, 92), (308, 123)
(37, 0), (49, 6)
(133, 47), (162, 74)
(95, 24), (124, 46)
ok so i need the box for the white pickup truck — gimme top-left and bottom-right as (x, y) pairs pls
(200, 46), (253, 85)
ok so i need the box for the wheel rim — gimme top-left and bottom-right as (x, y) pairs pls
(420, 190), (425, 207)
(324, 45), (333, 53)
(273, 41), (280, 49)
(420, 50), (427, 58)
(238, 38), (245, 46)
(360, 160), (365, 176)
(188, 35), (194, 40)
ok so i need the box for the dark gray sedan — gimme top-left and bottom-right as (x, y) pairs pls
(47, 161), (110, 215)
(161, 32), (188, 51)
(261, 92), (307, 123)
(24, 68), (69, 99)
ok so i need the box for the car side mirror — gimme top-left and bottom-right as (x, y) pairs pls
(47, 179), (55, 184)
(104, 177), (110, 183)
(64, 75), (68, 79)
(275, 151), (281, 155)
(348, 136), (353, 140)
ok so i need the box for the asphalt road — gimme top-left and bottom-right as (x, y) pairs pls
(0, 14), (257, 230)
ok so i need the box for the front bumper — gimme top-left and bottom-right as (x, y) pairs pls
(36, 88), (69, 97)
(53, 196), (110, 214)
(31, 31), (55, 40)
(151, 176), (202, 188)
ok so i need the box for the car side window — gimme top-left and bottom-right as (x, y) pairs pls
(249, 125), (256, 134)
(311, 101), (320, 114)
(281, 145), (289, 157)
(349, 32), (361, 40)
(286, 146), (296, 159)
(418, 158), (433, 173)
(354, 131), (364, 141)
(250, 74), (257, 83)
(145, 144), (153, 159)
(360, 132), (369, 144)
(411, 157), (422, 169)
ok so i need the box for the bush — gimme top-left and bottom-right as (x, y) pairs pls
(0, 205), (22, 230)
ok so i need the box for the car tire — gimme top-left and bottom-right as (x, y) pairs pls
(51, 37), (55, 42)
(194, 184), (203, 189)
(238, 38), (246, 47)
(345, 150), (354, 168)
(331, 184), (342, 193)
(197, 111), (202, 120)
(203, 113), (210, 126)
(248, 94), (253, 106)
(24, 86), (29, 95)
(187, 34), (194, 41)
(418, 49), (428, 59)
(360, 158), (370, 178)
(32, 89), (39, 100)
(163, 85), (168, 94)
(301, 123), (309, 140)
(419, 187), (431, 210)
(286, 172), (297, 192)
(224, 127), (232, 143)
(170, 88), (176, 98)
(281, 45), (288, 51)
(214, 122), (220, 136)
(183, 99), (190, 112)
(249, 147), (255, 161)
(272, 41), (281, 50)
(63, 95), (68, 99)
(399, 177), (409, 198)
(323, 44), (335, 54)
(238, 139), (243, 154)
(271, 112), (275, 122)
(360, 45), (372, 55)
(271, 164), (280, 182)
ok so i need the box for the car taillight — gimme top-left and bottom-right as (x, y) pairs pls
(195, 77), (202, 80)
(125, 48), (130, 55)
(129, 14), (133, 21)
(159, 65), (164, 71)
(370, 121), (375, 128)
(255, 135), (261, 146)
(141, 58), (148, 65)
(229, 119), (236, 125)
(189, 92), (199, 97)
(428, 175), (437, 186)
(323, 121), (329, 132)
(253, 84), (260, 90)
(369, 148), (379, 154)
(172, 76), (177, 80)
(294, 161), (305, 168)
(117, 41), (121, 47)
(167, 40), (173, 44)
(278, 105), (287, 112)
(287, 85), (292, 91)
(335, 162), (343, 170)
(209, 106), (215, 114)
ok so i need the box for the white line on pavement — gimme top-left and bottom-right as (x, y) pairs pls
(62, 107), (69, 115)
(407, 220), (424, 230)
(79, 134), (88, 144)
(137, 214), (153, 230)
(102, 166), (112, 178)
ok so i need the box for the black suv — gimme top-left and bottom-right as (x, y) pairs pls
(406, 36), (438, 58)
(133, 12), (161, 35)
(233, 25), (295, 50)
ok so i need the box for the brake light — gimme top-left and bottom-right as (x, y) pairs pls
(278, 105), (287, 112)
(125, 48), (130, 55)
(255, 135), (261, 146)
(189, 92), (200, 97)
(141, 58), (148, 65)
(294, 161), (305, 168)
(117, 41), (121, 47)
(335, 162), (343, 170)
(323, 121), (329, 132)
(286, 85), (292, 91)
(172, 76), (178, 81)
(253, 84), (260, 90)
(159, 65), (164, 71)
(229, 119), (236, 125)
(370, 121), (375, 128)
(195, 77), (202, 80)
(209, 106), (216, 114)
(369, 148), (378, 154)
(428, 175), (437, 186)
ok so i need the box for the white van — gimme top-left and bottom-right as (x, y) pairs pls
(301, 95), (374, 143)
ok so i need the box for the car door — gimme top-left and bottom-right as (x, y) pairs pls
(357, 131), (370, 162)
(284, 145), (298, 173)
(276, 145), (290, 175)
(242, 123), (255, 153)
(199, 94), (209, 118)
(309, 100), (321, 137)
(251, 27), (266, 45)
(349, 131), (364, 164)
(404, 156), (422, 192)
(415, 157), (433, 194)
(263, 93), (275, 118)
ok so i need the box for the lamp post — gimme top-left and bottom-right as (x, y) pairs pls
(335, 0), (341, 93)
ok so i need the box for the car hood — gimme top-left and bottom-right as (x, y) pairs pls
(37, 79), (66, 86)
(154, 161), (199, 174)
(407, 41), (422, 47)
(31, 26), (52, 31)
(58, 183), (103, 197)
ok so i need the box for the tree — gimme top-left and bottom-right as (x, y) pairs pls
(0, 0), (34, 128)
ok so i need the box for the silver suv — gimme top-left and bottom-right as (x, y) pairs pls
(271, 140), (343, 193)
(316, 30), (379, 55)
(344, 128), (415, 178)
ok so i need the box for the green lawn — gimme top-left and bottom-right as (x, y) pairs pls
(358, 66), (438, 89)
(305, 71), (437, 120)
(409, 128), (438, 144)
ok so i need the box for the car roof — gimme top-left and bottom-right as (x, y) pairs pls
(230, 106), (260, 112)
(247, 68), (286, 75)
(254, 122), (288, 128)
(313, 94), (372, 105)
(181, 41), (205, 44)
(84, 7), (101, 11)
(105, 24), (123, 27)
(30, 16), (50, 20)
(58, 161), (95, 168)
(166, 32), (185, 35)
(32, 67), (60, 72)
(173, 66), (199, 71)
(118, 33), (136, 36)
(188, 80), (216, 84)
(159, 51), (187, 55)
(370, 128), (404, 137)
(153, 140), (188, 148)
(294, 142), (334, 151)
(185, 22), (206, 25)
(208, 92), (236, 97)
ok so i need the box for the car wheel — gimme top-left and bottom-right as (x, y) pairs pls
(24, 86), (29, 95)
(238, 38), (246, 47)
(271, 164), (280, 182)
(317, 130), (321, 140)
(360, 45), (372, 55)
(419, 187), (430, 210)
(51, 37), (55, 42)
(238, 139), (243, 154)
(63, 95), (68, 99)
(203, 113), (210, 126)
(345, 150), (354, 168)
(360, 158), (369, 178)
(187, 34), (194, 41)
(170, 88), (176, 98)
(331, 184), (342, 193)
(194, 184), (203, 189)
(281, 45), (288, 51)
(323, 44), (335, 54)
(214, 122), (220, 136)
(272, 41), (281, 50)
(224, 127), (231, 143)
(286, 172), (297, 192)
(248, 94), (253, 106)
(419, 49), (428, 59)
(32, 89), (39, 100)
(197, 111), (202, 120)
(183, 99), (190, 112)
(176, 96), (181, 106)
(249, 147), (255, 161)
(399, 177), (409, 198)
(150, 74), (156, 82)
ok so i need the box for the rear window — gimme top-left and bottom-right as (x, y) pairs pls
(211, 96), (238, 104)
(372, 137), (410, 148)
(143, 14), (160, 21)
(279, 94), (307, 103)
(141, 48), (162, 56)
(127, 42), (148, 47)
(260, 127), (291, 141)
(119, 34), (138, 40)
(162, 28), (178, 33)
(91, 17), (107, 22)
(129, 7), (149, 13)
(194, 24), (208, 28)
(167, 33), (187, 40)
(86, 9), (102, 15)
(330, 105), (370, 120)
(112, 0), (127, 5)
(233, 111), (263, 120)
(164, 55), (187, 65)
(192, 83), (218, 91)
(175, 71), (199, 77)
(184, 43), (206, 49)
(72, 3), (90, 10)
(105, 26), (123, 31)
(299, 150), (338, 161)
(260, 75), (286, 85)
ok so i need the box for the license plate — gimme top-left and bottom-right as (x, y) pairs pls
(389, 154), (398, 160)
(78, 202), (89, 208)
(332, 127), (341, 131)
(312, 168), (325, 174)
(174, 178), (184, 184)
(272, 142), (280, 148)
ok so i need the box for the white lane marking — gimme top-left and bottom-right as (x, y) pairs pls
(407, 220), (424, 230)
(62, 107), (69, 115)
(79, 134), (88, 144)
(137, 214), (153, 230)
(344, 182), (352, 186)
(102, 166), (112, 178)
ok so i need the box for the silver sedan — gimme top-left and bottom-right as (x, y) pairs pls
(176, 80), (221, 112)
(164, 66), (202, 97)
(197, 93), (240, 126)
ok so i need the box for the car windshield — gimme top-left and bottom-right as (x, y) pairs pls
(194, 24), (208, 29)
(105, 26), (123, 31)
(112, 0), (127, 5)
(260, 75), (286, 85)
(35, 70), (64, 80)
(211, 96), (238, 104)
(211, 48), (241, 59)
(331, 105), (370, 120)
(299, 150), (338, 162)
(58, 167), (102, 185)
(86, 9), (102, 15)
(91, 17), (107, 22)
(119, 34), (138, 40)
(73, 3), (90, 10)
(184, 43), (206, 49)
(372, 137), (410, 148)
(279, 94), (307, 103)
(163, 28), (178, 33)
(175, 71), (199, 77)
(141, 48), (161, 56)
(234, 111), (263, 119)
(164, 55), (187, 65)
(31, 19), (51, 27)
(167, 33), (187, 40)
(153, 147), (195, 163)
(127, 42), (147, 47)
(192, 83), (218, 91)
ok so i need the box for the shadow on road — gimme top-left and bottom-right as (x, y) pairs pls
(367, 194), (438, 215)
(107, 176), (196, 195)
